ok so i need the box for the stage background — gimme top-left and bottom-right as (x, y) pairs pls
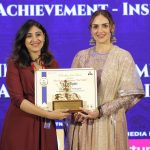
(0, 0), (150, 149)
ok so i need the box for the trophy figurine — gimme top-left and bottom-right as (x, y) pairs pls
(52, 80), (83, 112)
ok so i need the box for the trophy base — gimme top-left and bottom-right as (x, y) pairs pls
(53, 100), (83, 113)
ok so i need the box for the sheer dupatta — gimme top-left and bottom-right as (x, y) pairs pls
(98, 46), (144, 150)
(69, 46), (144, 150)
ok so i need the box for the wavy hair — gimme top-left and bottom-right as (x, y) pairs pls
(12, 19), (53, 67)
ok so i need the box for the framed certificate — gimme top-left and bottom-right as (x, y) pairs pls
(35, 68), (97, 111)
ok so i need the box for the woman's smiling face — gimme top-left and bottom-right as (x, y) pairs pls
(90, 14), (114, 45)
(25, 25), (45, 56)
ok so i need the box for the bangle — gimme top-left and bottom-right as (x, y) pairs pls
(97, 105), (103, 118)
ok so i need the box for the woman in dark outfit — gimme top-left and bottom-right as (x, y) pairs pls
(0, 19), (69, 150)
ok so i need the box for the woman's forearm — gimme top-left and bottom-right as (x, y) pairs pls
(20, 99), (50, 118)
(20, 99), (69, 120)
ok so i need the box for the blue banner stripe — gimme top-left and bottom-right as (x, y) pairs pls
(42, 72), (47, 104)
(42, 72), (46, 77)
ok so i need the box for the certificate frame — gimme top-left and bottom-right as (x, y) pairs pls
(35, 68), (97, 111)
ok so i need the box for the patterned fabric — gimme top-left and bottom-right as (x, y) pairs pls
(68, 45), (144, 150)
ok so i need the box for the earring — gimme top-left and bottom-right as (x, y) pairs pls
(89, 36), (96, 46)
(111, 32), (117, 43)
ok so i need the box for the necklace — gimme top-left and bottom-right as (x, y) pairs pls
(31, 62), (45, 71)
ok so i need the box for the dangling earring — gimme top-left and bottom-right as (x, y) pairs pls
(111, 32), (117, 43)
(89, 36), (96, 46)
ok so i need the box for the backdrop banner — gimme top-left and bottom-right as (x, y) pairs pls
(0, 0), (150, 149)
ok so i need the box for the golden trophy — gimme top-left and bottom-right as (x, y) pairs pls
(53, 80), (83, 112)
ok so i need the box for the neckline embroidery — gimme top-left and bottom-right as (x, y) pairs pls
(31, 62), (45, 71)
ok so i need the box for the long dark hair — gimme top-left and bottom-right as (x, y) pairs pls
(12, 19), (53, 67)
